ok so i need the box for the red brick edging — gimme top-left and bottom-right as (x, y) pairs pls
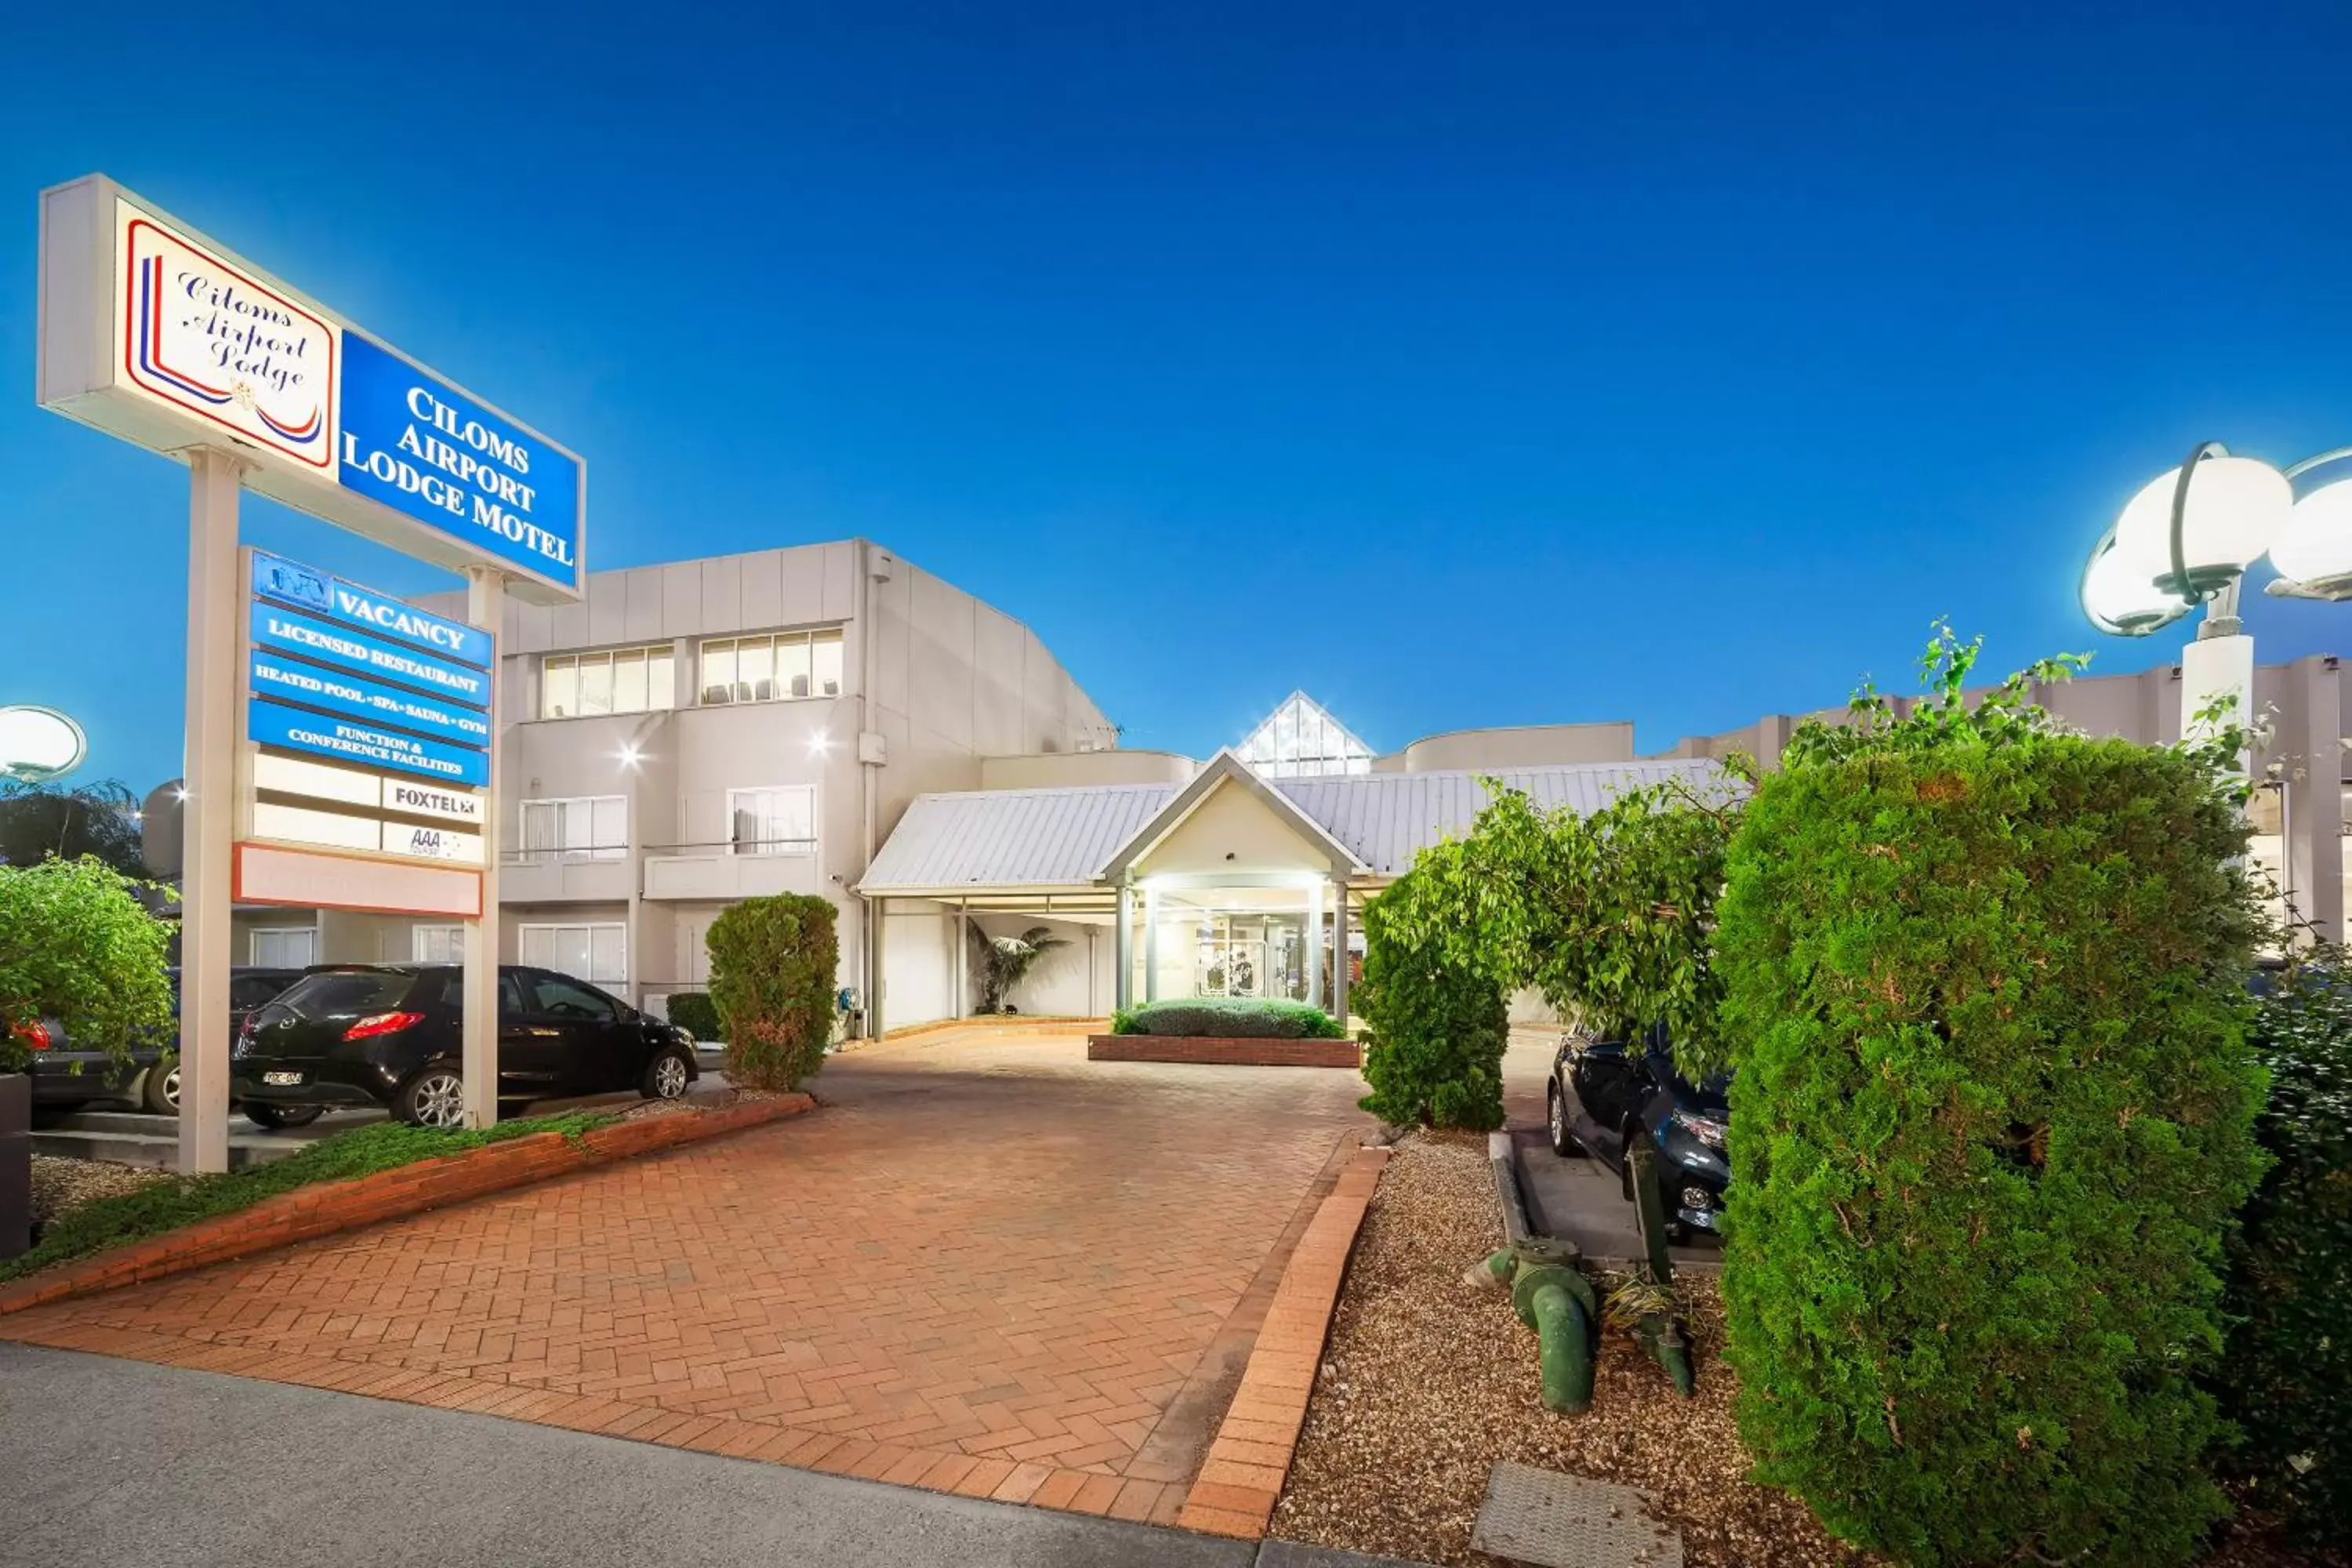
(1176, 1143), (1391, 1537)
(1087, 1035), (1363, 1069)
(0, 1094), (815, 1316)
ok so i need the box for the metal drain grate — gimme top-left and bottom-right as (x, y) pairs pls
(1469, 1461), (1685, 1568)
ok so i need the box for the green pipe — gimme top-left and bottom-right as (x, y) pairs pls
(1511, 1262), (1597, 1416)
(1484, 1247), (1517, 1283)
(1529, 1281), (1594, 1414)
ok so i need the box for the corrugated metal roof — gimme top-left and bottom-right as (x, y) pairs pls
(859, 757), (1733, 893)
(860, 783), (1179, 892)
(1272, 759), (1733, 877)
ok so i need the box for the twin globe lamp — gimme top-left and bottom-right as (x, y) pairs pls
(2082, 442), (2352, 637)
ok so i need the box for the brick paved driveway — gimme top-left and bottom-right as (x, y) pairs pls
(1, 1031), (1372, 1526)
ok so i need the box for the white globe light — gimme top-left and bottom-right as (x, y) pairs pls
(2268, 478), (2352, 594)
(0, 706), (88, 782)
(2112, 455), (2292, 597)
(2082, 536), (2187, 636)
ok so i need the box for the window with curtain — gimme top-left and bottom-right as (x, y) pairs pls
(699, 629), (844, 705)
(539, 646), (675, 719)
(411, 925), (465, 963)
(727, 785), (816, 855)
(519, 796), (628, 862)
(252, 927), (319, 967)
(519, 923), (627, 986)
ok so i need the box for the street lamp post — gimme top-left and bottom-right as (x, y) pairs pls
(2081, 442), (2352, 752)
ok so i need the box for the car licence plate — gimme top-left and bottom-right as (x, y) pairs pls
(261, 1071), (304, 1086)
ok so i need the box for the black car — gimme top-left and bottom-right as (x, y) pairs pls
(23, 967), (307, 1116)
(1546, 1025), (1731, 1240)
(233, 964), (699, 1128)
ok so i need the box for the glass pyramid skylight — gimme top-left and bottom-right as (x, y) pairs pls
(1236, 692), (1374, 779)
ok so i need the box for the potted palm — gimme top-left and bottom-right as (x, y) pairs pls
(967, 924), (1070, 1015)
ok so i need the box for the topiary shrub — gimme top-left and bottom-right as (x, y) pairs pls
(1109, 996), (1345, 1039)
(1715, 729), (2267, 1567)
(663, 992), (721, 1043)
(2218, 952), (2352, 1548)
(1356, 866), (1508, 1130)
(705, 894), (837, 1090)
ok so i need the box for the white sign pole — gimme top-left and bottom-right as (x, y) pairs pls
(180, 449), (242, 1174)
(461, 565), (506, 1128)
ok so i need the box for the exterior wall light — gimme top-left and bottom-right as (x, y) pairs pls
(808, 730), (834, 756)
(618, 743), (642, 768)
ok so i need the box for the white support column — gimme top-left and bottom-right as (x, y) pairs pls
(1114, 884), (1134, 1011)
(462, 567), (506, 1130)
(1331, 887), (1352, 1025)
(178, 449), (241, 1175)
(1305, 878), (1325, 1008)
(1142, 884), (1161, 1004)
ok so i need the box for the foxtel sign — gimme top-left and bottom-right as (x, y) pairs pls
(34, 176), (585, 604)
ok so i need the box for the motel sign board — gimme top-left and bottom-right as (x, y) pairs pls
(242, 550), (495, 869)
(35, 176), (585, 603)
(31, 172), (572, 1167)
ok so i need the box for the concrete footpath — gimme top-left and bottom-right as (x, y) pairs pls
(0, 1344), (1293, 1568)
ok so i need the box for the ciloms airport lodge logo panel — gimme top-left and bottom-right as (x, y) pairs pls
(119, 209), (336, 469)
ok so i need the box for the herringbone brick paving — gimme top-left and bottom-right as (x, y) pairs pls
(0, 1031), (1372, 1525)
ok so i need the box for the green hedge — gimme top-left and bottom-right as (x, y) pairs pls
(1109, 996), (1345, 1039)
(2220, 954), (2352, 1549)
(1715, 735), (2267, 1567)
(706, 894), (837, 1090)
(1356, 866), (1508, 1129)
(664, 991), (721, 1042)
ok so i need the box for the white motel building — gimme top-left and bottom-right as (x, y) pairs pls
(218, 538), (2350, 1033)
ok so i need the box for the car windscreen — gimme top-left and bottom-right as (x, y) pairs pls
(268, 972), (415, 1022)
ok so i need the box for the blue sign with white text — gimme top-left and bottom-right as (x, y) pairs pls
(251, 551), (495, 669)
(337, 335), (583, 593)
(249, 652), (491, 746)
(248, 698), (490, 786)
(249, 601), (492, 710)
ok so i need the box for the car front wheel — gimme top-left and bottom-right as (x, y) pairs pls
(1546, 1079), (1577, 1156)
(396, 1066), (467, 1129)
(641, 1049), (691, 1102)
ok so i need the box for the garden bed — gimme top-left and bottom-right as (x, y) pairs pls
(1087, 1033), (1360, 1068)
(1269, 1133), (2330, 1568)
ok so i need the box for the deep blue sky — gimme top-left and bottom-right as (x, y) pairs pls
(6, 2), (2351, 787)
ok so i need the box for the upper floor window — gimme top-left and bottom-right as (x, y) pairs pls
(542, 645), (676, 720)
(700, 629), (844, 706)
(728, 785), (816, 855)
(520, 795), (629, 862)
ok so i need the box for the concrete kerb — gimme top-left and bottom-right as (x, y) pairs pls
(0, 1094), (817, 1316)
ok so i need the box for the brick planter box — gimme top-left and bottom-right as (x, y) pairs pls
(0, 1094), (814, 1316)
(1087, 1034), (1361, 1069)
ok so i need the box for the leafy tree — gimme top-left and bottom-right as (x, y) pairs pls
(1356, 862), (1508, 1128)
(0, 856), (174, 1073)
(706, 894), (837, 1090)
(1715, 634), (2267, 1567)
(1384, 760), (1746, 1081)
(2220, 949), (2352, 1548)
(0, 779), (148, 877)
(967, 923), (1070, 1014)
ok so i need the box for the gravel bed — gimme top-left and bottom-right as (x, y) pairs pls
(1272, 1132), (2332, 1568)
(1273, 1131), (1864, 1568)
(28, 1154), (170, 1225)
